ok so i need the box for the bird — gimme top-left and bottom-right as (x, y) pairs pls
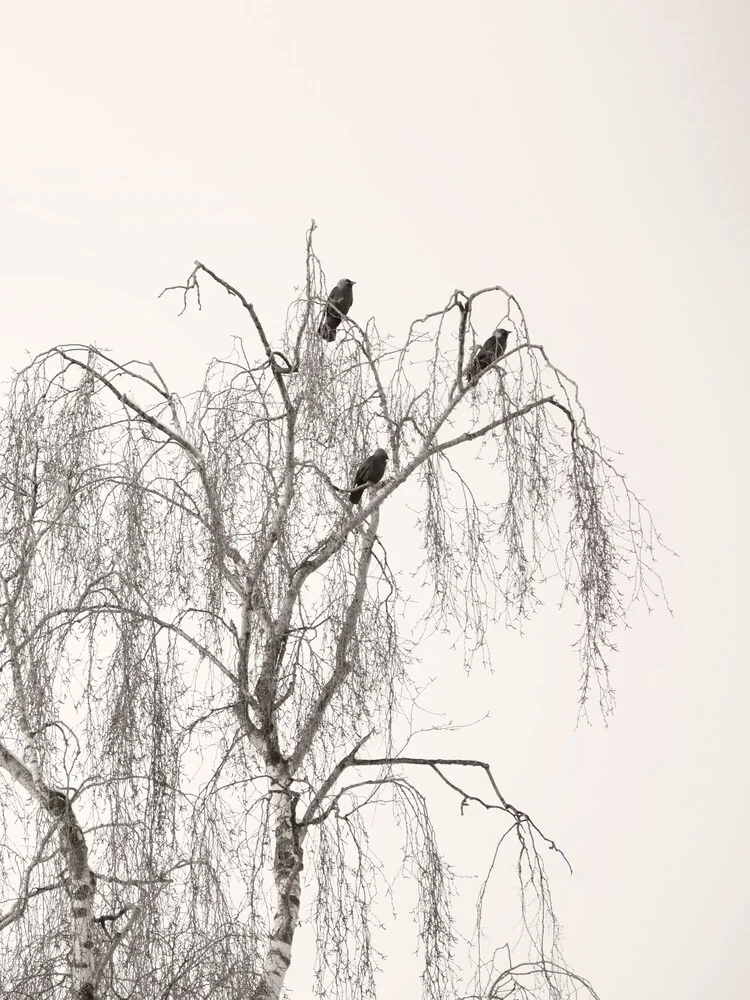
(466, 326), (512, 385)
(319, 278), (355, 341)
(349, 448), (389, 505)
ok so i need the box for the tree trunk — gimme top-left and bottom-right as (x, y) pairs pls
(0, 745), (98, 999)
(253, 765), (304, 1000)
(54, 795), (98, 1000)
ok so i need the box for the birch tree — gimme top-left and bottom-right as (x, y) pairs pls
(0, 228), (663, 999)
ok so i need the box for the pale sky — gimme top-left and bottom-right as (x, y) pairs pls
(1, 2), (749, 997)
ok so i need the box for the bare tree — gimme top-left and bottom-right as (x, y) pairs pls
(0, 226), (664, 999)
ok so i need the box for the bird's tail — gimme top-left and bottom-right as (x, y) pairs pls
(465, 363), (479, 386)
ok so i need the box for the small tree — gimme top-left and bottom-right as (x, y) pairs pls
(0, 227), (663, 999)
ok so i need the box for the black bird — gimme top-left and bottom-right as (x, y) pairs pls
(319, 278), (355, 342)
(466, 326), (512, 385)
(349, 448), (388, 505)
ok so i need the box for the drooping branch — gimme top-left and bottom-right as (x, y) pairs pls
(52, 347), (247, 596)
(486, 959), (602, 1000)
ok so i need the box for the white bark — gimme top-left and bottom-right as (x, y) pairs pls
(253, 765), (303, 1000)
(253, 511), (380, 998)
(0, 743), (97, 999)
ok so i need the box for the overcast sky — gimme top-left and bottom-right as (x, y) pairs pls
(1, 2), (748, 997)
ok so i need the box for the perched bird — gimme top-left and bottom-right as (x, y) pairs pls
(466, 326), (512, 385)
(319, 278), (355, 341)
(349, 448), (389, 505)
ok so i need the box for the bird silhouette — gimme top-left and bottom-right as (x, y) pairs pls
(466, 327), (511, 385)
(349, 448), (388, 505)
(319, 278), (355, 341)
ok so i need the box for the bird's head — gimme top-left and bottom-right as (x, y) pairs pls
(374, 448), (389, 460)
